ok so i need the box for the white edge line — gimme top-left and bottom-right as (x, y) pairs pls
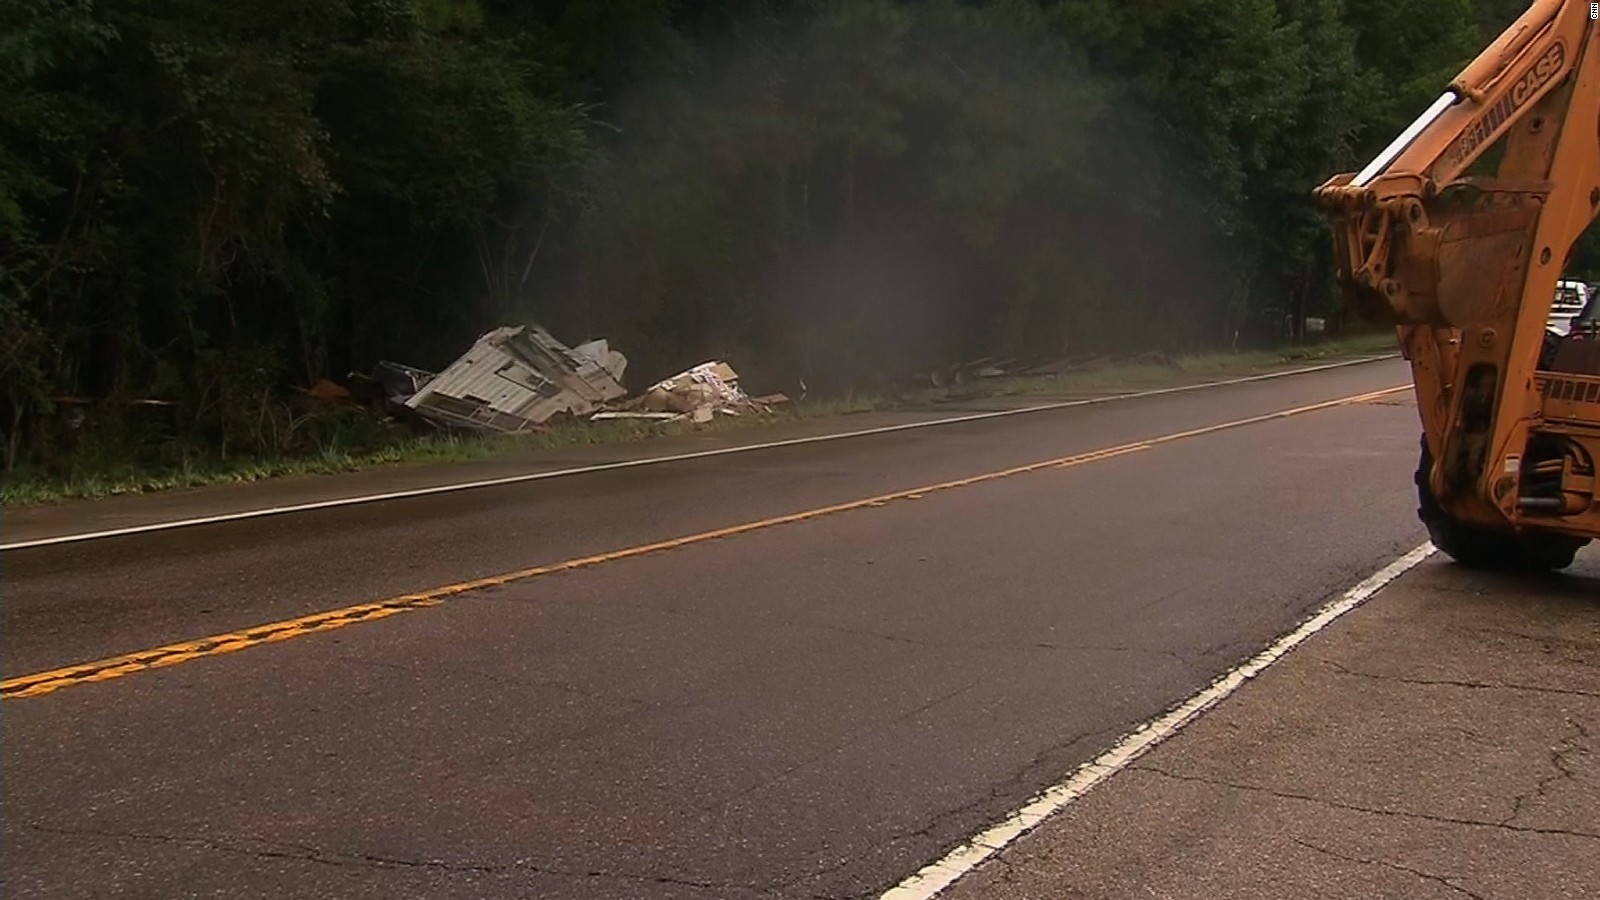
(2, 354), (1401, 551)
(877, 540), (1438, 900)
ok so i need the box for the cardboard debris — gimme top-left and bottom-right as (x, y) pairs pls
(590, 360), (783, 423)
(641, 361), (761, 417)
(398, 325), (629, 433)
(640, 362), (744, 415)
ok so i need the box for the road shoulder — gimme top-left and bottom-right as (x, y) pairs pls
(941, 550), (1600, 900)
(0, 406), (949, 546)
(1, 356), (1395, 548)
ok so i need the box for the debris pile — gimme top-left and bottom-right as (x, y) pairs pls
(397, 326), (628, 433)
(310, 326), (629, 434)
(300, 323), (1202, 439)
(304, 323), (787, 435)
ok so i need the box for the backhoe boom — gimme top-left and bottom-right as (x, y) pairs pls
(1313, 0), (1600, 568)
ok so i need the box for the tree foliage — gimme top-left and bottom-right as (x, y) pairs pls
(0, 0), (1585, 470)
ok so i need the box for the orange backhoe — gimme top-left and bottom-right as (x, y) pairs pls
(1314, 0), (1600, 571)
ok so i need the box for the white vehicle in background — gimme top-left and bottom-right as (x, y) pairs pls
(1548, 279), (1597, 337)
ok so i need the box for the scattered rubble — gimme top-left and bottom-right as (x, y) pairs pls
(303, 325), (787, 435)
(598, 361), (782, 424)
(641, 361), (749, 422)
(913, 357), (1022, 388)
(302, 329), (1201, 440)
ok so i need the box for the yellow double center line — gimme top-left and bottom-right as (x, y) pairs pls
(1, 384), (1411, 700)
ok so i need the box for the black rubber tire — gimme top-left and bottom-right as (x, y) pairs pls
(1414, 434), (1581, 572)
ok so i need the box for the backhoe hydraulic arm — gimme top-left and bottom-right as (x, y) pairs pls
(1313, 0), (1599, 548)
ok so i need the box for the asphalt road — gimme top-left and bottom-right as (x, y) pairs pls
(4, 358), (1448, 899)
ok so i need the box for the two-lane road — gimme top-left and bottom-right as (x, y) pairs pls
(4, 359), (1448, 899)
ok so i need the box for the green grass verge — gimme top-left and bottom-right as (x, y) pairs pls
(0, 331), (1399, 507)
(919, 331), (1400, 401)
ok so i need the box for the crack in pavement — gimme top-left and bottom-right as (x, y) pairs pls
(705, 678), (984, 819)
(1187, 634), (1268, 670)
(781, 726), (1122, 896)
(1030, 642), (1207, 672)
(1407, 584), (1499, 598)
(1294, 838), (1487, 900)
(1464, 628), (1600, 665)
(973, 852), (1022, 889)
(1317, 659), (1600, 699)
(1131, 765), (1600, 842)
(1123, 584), (1198, 617)
(1439, 722), (1500, 749)
(892, 724), (1122, 842)
(1502, 718), (1592, 828)
(23, 823), (823, 898)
